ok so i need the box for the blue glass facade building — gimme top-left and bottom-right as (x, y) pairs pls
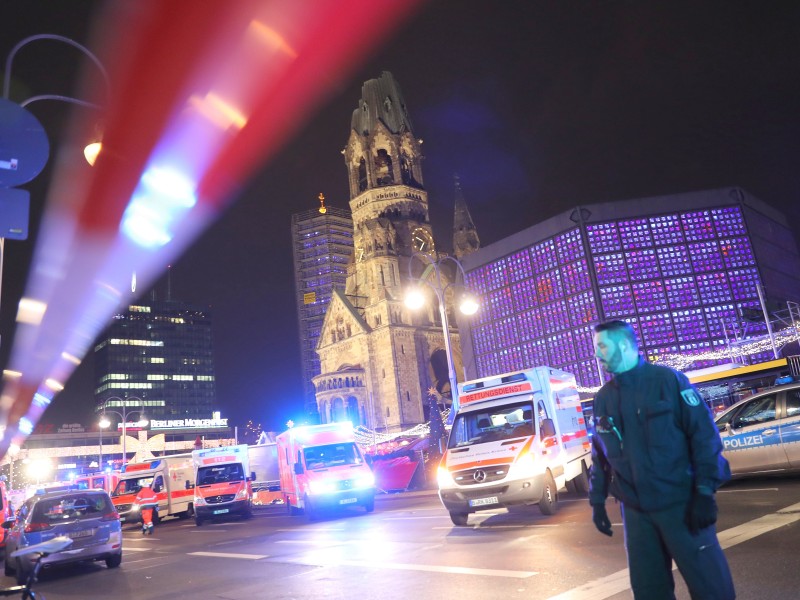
(459, 188), (800, 388)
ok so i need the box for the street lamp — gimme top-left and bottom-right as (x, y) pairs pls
(98, 418), (109, 472)
(404, 251), (479, 422)
(3, 33), (110, 164)
(98, 396), (148, 467)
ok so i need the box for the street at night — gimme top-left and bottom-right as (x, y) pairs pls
(4, 479), (797, 600)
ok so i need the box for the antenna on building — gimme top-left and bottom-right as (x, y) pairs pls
(167, 265), (172, 302)
(318, 192), (327, 214)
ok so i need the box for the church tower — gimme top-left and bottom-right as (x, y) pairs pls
(452, 174), (480, 259)
(313, 72), (463, 432)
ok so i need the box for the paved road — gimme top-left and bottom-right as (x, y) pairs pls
(2, 476), (799, 599)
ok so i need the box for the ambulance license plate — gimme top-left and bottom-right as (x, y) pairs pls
(469, 496), (498, 507)
(213, 508), (230, 515)
(339, 497), (357, 505)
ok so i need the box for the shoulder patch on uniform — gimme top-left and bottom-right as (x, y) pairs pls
(680, 388), (702, 407)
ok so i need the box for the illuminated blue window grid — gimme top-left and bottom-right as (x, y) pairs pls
(469, 204), (764, 380)
(586, 222), (621, 253)
(619, 218), (653, 249)
(562, 259), (592, 294)
(547, 330), (577, 365)
(632, 280), (668, 313)
(640, 313), (676, 345)
(689, 241), (723, 272)
(696, 272), (731, 304)
(729, 268), (759, 301)
(595, 253), (627, 285)
(572, 325), (595, 359)
(704, 304), (736, 338)
(568, 291), (598, 326)
(711, 207), (746, 236)
(626, 249), (659, 281)
(556, 229), (584, 264)
(600, 285), (634, 317)
(646, 344), (680, 363)
(682, 210), (716, 240)
(528, 338), (550, 367)
(657, 245), (693, 276)
(530, 239), (558, 272)
(649, 214), (684, 245)
(541, 300), (569, 334)
(486, 259), (508, 291)
(488, 286), (515, 318)
(511, 278), (538, 312)
(507, 250), (533, 282)
(720, 237), (754, 269)
(665, 277), (700, 308)
(574, 359), (600, 388)
(672, 308), (707, 339)
(494, 317), (519, 347)
(474, 324), (494, 355)
(536, 269), (564, 303)
(518, 308), (544, 338)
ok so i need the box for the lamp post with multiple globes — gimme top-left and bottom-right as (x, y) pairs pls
(404, 251), (479, 422)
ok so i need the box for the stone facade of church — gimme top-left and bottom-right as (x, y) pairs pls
(312, 72), (478, 432)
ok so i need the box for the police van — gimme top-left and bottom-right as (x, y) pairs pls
(715, 382), (800, 476)
(438, 366), (592, 526)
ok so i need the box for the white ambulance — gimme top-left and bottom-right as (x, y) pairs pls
(277, 423), (375, 520)
(110, 453), (195, 524)
(192, 444), (253, 525)
(438, 367), (592, 526)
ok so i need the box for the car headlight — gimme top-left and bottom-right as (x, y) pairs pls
(353, 473), (375, 489)
(507, 451), (539, 479)
(236, 487), (249, 500)
(437, 466), (456, 488)
(308, 479), (337, 495)
(194, 495), (206, 506)
(130, 504), (140, 512)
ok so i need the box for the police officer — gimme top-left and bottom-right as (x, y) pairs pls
(589, 320), (735, 600)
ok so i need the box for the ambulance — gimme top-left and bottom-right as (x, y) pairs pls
(277, 422), (375, 520)
(248, 443), (283, 506)
(74, 471), (120, 494)
(110, 453), (195, 524)
(192, 445), (253, 525)
(438, 367), (592, 526)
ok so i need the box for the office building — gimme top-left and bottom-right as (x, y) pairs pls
(94, 300), (216, 420)
(291, 199), (354, 417)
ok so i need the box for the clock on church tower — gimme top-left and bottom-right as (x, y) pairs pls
(411, 227), (435, 253)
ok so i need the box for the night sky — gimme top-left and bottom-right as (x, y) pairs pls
(3, 1), (800, 432)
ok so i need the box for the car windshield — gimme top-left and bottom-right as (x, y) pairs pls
(303, 443), (362, 470)
(112, 476), (153, 497)
(33, 494), (111, 523)
(448, 401), (534, 448)
(197, 463), (245, 485)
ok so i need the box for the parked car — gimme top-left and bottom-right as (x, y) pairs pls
(3, 488), (122, 584)
(715, 382), (800, 477)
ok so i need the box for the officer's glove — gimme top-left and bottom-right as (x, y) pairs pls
(591, 503), (613, 536)
(687, 492), (718, 534)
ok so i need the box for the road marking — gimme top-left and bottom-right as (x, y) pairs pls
(123, 547), (151, 552)
(331, 560), (538, 579)
(276, 527), (345, 532)
(718, 487), (779, 493)
(189, 551), (268, 560)
(191, 529), (228, 533)
(545, 500), (800, 600)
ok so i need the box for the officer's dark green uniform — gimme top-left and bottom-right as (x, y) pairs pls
(589, 358), (735, 600)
